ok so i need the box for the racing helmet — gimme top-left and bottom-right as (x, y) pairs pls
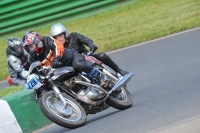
(22, 30), (43, 57)
(7, 37), (24, 57)
(50, 23), (68, 38)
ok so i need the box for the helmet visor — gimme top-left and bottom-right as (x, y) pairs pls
(15, 46), (23, 53)
(24, 43), (36, 55)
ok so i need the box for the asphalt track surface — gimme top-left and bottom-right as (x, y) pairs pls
(0, 80), (9, 89)
(3, 27), (200, 133)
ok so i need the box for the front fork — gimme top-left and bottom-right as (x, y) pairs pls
(49, 80), (68, 109)
(52, 86), (68, 109)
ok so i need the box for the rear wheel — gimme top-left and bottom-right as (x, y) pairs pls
(39, 91), (86, 128)
(106, 87), (133, 110)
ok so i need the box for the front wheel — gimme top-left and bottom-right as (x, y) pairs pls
(106, 87), (133, 110)
(39, 91), (86, 129)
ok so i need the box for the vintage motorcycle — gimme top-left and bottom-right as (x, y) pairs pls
(26, 53), (133, 129)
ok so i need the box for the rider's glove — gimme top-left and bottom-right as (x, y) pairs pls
(42, 66), (51, 70)
(51, 58), (62, 68)
(21, 70), (29, 79)
(89, 44), (98, 53)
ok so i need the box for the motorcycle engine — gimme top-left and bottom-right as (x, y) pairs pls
(77, 87), (105, 104)
(85, 87), (104, 100)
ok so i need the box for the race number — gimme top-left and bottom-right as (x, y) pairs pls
(26, 74), (42, 89)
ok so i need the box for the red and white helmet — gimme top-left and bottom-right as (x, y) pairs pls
(22, 30), (43, 57)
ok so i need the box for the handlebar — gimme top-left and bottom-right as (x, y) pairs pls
(87, 51), (94, 56)
(40, 66), (55, 77)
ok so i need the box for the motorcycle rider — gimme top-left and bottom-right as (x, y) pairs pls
(22, 30), (109, 86)
(6, 37), (30, 86)
(50, 23), (129, 76)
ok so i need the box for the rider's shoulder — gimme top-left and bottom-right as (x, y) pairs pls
(7, 55), (20, 62)
(70, 32), (82, 37)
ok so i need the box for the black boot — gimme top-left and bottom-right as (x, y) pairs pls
(92, 53), (129, 76)
(99, 55), (129, 76)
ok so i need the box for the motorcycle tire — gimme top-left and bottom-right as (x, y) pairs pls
(106, 87), (133, 110)
(39, 91), (86, 129)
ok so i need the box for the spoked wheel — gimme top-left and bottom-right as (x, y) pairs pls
(39, 91), (86, 128)
(106, 86), (133, 110)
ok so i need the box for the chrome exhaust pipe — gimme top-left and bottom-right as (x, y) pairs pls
(102, 68), (118, 82)
(75, 72), (133, 96)
(74, 81), (109, 95)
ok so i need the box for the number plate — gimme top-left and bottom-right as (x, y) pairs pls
(27, 74), (42, 89)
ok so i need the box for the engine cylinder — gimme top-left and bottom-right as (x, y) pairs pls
(85, 87), (101, 100)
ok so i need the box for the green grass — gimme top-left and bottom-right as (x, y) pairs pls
(0, 86), (23, 98)
(0, 0), (200, 81)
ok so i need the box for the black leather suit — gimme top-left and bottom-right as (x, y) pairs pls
(64, 32), (121, 72)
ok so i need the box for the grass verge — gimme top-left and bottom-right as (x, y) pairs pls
(0, 86), (23, 98)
